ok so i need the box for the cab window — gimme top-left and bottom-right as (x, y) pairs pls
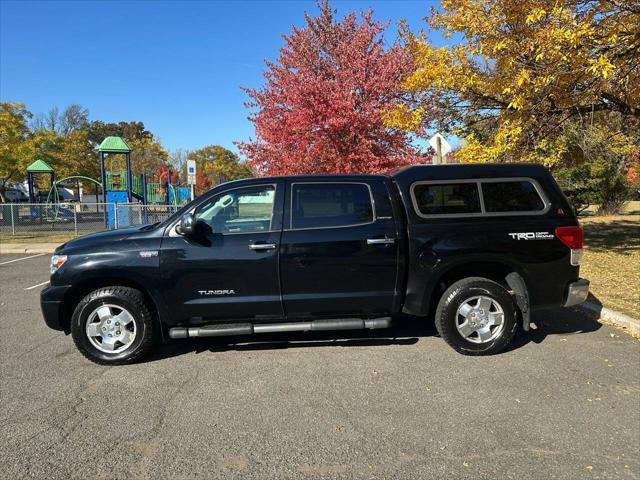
(196, 185), (275, 234)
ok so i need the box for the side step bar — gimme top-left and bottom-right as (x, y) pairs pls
(169, 317), (392, 339)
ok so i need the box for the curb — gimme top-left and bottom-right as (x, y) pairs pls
(0, 244), (60, 255)
(579, 301), (640, 336)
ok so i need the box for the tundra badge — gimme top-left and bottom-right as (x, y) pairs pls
(198, 290), (236, 296)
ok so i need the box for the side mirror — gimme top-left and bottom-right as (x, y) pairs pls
(178, 213), (195, 236)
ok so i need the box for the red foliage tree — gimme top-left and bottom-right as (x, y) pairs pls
(238, 1), (424, 175)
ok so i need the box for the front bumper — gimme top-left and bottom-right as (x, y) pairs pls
(40, 284), (71, 331)
(564, 278), (590, 307)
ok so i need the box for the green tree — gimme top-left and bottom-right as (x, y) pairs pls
(54, 128), (100, 180)
(87, 120), (169, 175)
(0, 103), (35, 201)
(187, 146), (253, 195)
(552, 117), (636, 214)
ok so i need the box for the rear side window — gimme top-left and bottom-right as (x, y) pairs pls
(482, 181), (544, 212)
(291, 183), (374, 229)
(412, 183), (481, 216)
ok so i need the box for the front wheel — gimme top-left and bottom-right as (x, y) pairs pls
(435, 277), (518, 355)
(71, 286), (156, 365)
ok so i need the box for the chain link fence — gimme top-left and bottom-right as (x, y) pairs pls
(0, 203), (179, 239)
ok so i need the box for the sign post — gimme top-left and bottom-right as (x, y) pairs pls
(187, 160), (196, 201)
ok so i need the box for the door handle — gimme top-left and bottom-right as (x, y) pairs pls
(367, 237), (395, 245)
(248, 243), (277, 251)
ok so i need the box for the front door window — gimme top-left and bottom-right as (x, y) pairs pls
(196, 185), (275, 234)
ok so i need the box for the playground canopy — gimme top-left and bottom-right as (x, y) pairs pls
(26, 159), (55, 202)
(27, 159), (54, 173)
(98, 136), (131, 153)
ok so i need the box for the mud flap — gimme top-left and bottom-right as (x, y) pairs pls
(506, 272), (530, 331)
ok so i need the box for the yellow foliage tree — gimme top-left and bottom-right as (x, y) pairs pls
(388, 0), (640, 164)
(0, 103), (35, 199)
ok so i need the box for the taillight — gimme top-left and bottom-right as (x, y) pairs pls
(555, 226), (583, 249)
(555, 226), (583, 266)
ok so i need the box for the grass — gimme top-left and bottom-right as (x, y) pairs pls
(579, 215), (640, 318)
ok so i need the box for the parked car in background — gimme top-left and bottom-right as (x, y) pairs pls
(4, 188), (29, 202)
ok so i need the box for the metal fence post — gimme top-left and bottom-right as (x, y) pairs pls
(139, 205), (143, 225)
(5, 204), (16, 235)
(114, 203), (119, 229)
(11, 204), (15, 235)
(73, 208), (78, 236)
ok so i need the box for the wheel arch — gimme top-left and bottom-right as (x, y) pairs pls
(60, 275), (167, 341)
(423, 260), (530, 329)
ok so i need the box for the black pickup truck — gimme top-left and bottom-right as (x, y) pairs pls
(41, 164), (589, 364)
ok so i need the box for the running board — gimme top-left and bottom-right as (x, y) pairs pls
(168, 317), (392, 339)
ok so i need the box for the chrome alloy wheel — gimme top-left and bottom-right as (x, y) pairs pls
(455, 295), (505, 344)
(85, 304), (137, 353)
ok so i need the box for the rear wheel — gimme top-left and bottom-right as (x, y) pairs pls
(71, 286), (156, 365)
(435, 277), (517, 355)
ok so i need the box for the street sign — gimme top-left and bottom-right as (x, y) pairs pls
(429, 133), (452, 158)
(187, 160), (196, 185)
(429, 132), (452, 165)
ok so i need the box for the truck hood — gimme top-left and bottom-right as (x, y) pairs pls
(55, 225), (156, 254)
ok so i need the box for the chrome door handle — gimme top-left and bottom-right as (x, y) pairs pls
(367, 237), (395, 245)
(248, 243), (277, 250)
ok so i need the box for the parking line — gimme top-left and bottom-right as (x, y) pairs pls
(24, 281), (50, 291)
(0, 254), (45, 266)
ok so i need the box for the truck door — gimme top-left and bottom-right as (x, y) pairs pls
(279, 179), (400, 318)
(160, 181), (284, 324)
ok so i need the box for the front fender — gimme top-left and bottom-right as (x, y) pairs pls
(57, 250), (170, 341)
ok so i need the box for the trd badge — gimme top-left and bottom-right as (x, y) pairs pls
(508, 232), (554, 240)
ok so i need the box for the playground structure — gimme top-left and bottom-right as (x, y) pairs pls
(99, 136), (190, 226)
(20, 137), (190, 228)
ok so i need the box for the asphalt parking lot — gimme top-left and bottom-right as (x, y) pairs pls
(1, 253), (638, 480)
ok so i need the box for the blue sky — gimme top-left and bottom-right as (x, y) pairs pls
(1, 0), (443, 154)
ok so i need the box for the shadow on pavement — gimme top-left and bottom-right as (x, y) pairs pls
(505, 305), (603, 352)
(147, 307), (602, 363)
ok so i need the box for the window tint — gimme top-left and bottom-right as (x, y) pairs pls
(291, 183), (373, 229)
(197, 185), (274, 234)
(412, 183), (481, 216)
(482, 181), (544, 212)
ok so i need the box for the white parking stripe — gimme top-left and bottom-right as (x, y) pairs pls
(24, 281), (50, 291)
(0, 254), (45, 265)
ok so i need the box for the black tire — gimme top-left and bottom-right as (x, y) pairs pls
(71, 286), (156, 365)
(435, 277), (518, 356)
